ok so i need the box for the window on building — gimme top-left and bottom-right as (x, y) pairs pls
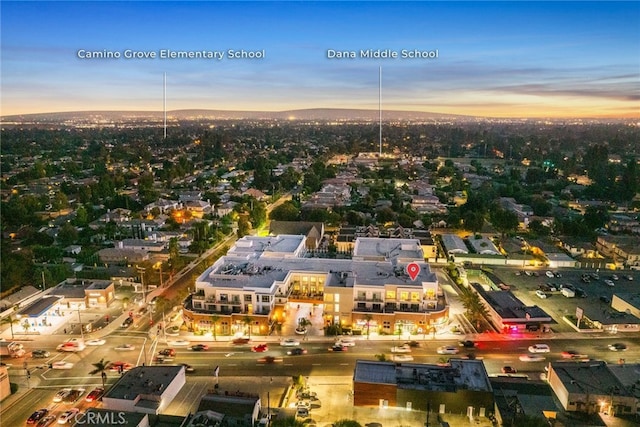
(382, 321), (391, 329)
(373, 303), (381, 311)
(411, 292), (420, 301)
(357, 302), (366, 309)
(219, 294), (228, 302)
(386, 290), (396, 299)
(261, 295), (270, 303)
(372, 293), (381, 301)
(244, 294), (252, 302)
(400, 291), (409, 301)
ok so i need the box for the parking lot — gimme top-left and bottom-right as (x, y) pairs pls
(490, 267), (639, 333)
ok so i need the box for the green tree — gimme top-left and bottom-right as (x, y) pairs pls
(490, 207), (519, 237)
(462, 211), (485, 234)
(210, 314), (220, 341)
(243, 315), (253, 338)
(89, 358), (111, 388)
(459, 287), (490, 331)
(270, 201), (300, 221)
(363, 314), (373, 339)
(57, 222), (79, 246)
(237, 216), (251, 239)
(250, 201), (267, 229)
(168, 237), (180, 264)
(0, 314), (20, 340)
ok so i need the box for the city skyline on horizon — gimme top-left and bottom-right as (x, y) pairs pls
(1, 1), (639, 119)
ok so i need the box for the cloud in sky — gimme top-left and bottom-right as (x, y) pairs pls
(1, 1), (638, 118)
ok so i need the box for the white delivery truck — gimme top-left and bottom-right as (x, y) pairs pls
(0, 341), (26, 358)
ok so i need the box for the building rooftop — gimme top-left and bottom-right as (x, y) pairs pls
(352, 237), (424, 261)
(227, 235), (306, 258)
(467, 236), (501, 255)
(104, 365), (184, 405)
(472, 283), (552, 322)
(86, 280), (113, 290)
(551, 361), (629, 396)
(197, 392), (260, 419)
(196, 256), (438, 292)
(441, 234), (469, 254)
(354, 359), (492, 393)
(16, 295), (62, 317)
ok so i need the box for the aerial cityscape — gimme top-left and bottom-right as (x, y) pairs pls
(1, 2), (639, 427)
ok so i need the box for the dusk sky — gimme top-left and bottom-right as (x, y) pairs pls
(1, 1), (639, 118)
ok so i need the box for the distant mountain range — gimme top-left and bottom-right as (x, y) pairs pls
(1, 108), (473, 123)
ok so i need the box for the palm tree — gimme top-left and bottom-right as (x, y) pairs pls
(210, 314), (220, 341)
(0, 314), (20, 340)
(363, 314), (373, 339)
(89, 358), (111, 388)
(242, 315), (253, 338)
(459, 287), (490, 331)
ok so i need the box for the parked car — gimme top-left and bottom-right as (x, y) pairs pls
(258, 356), (282, 364)
(190, 344), (209, 351)
(159, 348), (176, 356)
(519, 354), (546, 362)
(63, 388), (85, 403)
(32, 349), (50, 358)
(280, 338), (301, 347)
(391, 354), (414, 362)
(53, 388), (72, 403)
(85, 387), (105, 402)
(51, 361), (74, 369)
(535, 290), (548, 299)
(181, 363), (195, 373)
(391, 344), (412, 353)
(437, 345), (459, 355)
(528, 344), (550, 353)
(36, 415), (56, 427)
(561, 350), (588, 359)
(114, 344), (135, 351)
(335, 337), (356, 347)
(108, 361), (134, 372)
(604, 279), (615, 287)
(57, 408), (79, 424)
(27, 409), (49, 425)
(251, 344), (269, 352)
(608, 343), (627, 351)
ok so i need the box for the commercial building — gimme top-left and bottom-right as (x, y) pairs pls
(353, 360), (494, 417)
(183, 235), (449, 337)
(102, 366), (186, 415)
(546, 361), (639, 416)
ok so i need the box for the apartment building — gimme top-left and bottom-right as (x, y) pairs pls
(183, 235), (449, 337)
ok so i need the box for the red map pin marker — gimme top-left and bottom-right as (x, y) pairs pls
(406, 262), (421, 281)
